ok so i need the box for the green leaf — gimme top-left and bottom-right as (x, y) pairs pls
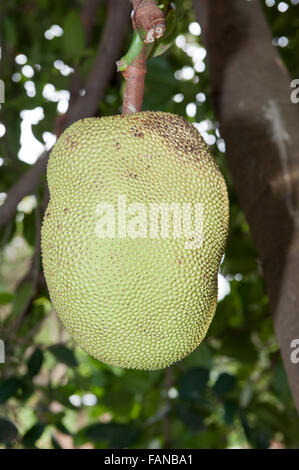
(82, 422), (140, 448)
(56, 422), (73, 436)
(22, 423), (46, 447)
(0, 378), (23, 404)
(48, 345), (78, 367)
(20, 381), (34, 402)
(4, 18), (17, 47)
(11, 281), (35, 319)
(0, 292), (13, 304)
(219, 334), (258, 363)
(183, 343), (213, 369)
(23, 211), (36, 246)
(51, 434), (62, 449)
(178, 367), (209, 402)
(151, 4), (177, 58)
(17, 302), (45, 338)
(239, 411), (270, 449)
(143, 57), (176, 111)
(122, 370), (162, 394)
(102, 387), (134, 416)
(0, 417), (18, 444)
(50, 384), (79, 410)
(271, 361), (292, 401)
(213, 373), (236, 397)
(27, 348), (44, 379)
(223, 400), (237, 425)
(63, 10), (85, 57)
(176, 403), (204, 434)
(90, 370), (108, 388)
(43, 411), (64, 426)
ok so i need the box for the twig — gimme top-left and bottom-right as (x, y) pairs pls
(122, 45), (147, 114)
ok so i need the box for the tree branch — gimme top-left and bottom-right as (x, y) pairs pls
(0, 151), (49, 228)
(81, 0), (103, 45)
(193, 0), (299, 412)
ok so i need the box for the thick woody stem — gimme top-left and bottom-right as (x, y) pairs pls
(122, 46), (147, 114)
(122, 0), (165, 114)
(131, 0), (165, 43)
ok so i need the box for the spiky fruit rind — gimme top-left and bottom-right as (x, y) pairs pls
(41, 111), (229, 370)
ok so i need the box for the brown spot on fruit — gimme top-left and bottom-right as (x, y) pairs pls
(139, 112), (206, 162)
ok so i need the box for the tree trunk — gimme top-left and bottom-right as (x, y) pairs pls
(193, 0), (299, 412)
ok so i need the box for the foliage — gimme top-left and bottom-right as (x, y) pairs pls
(0, 0), (298, 449)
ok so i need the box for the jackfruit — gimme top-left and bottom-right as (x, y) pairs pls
(41, 111), (229, 370)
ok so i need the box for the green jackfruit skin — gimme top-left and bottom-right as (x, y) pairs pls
(41, 111), (229, 370)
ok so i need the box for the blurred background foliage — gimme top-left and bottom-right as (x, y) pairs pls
(0, 0), (299, 449)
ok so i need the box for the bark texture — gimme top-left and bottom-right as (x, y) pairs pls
(193, 0), (299, 412)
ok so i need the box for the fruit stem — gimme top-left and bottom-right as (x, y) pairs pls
(121, 46), (147, 114)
